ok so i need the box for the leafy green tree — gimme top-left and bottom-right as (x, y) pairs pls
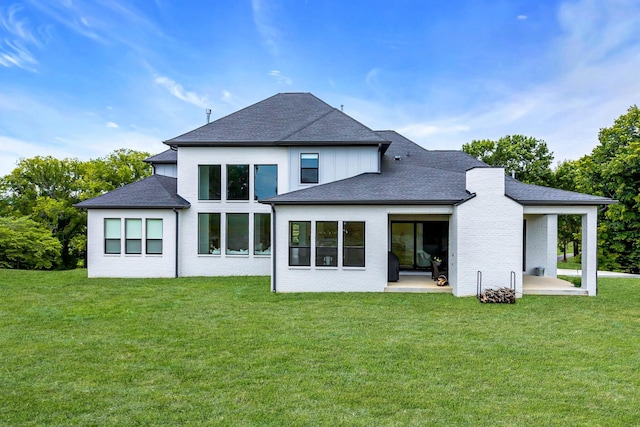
(463, 135), (554, 185)
(580, 106), (640, 272)
(553, 160), (583, 261)
(0, 216), (61, 269)
(0, 149), (151, 269)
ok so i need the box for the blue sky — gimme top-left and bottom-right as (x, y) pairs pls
(1, 0), (639, 176)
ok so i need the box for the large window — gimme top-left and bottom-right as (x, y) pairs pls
(227, 164), (249, 200)
(198, 165), (221, 200)
(316, 221), (338, 266)
(125, 219), (142, 254)
(145, 219), (163, 254)
(226, 213), (249, 255)
(104, 218), (121, 254)
(254, 165), (277, 200)
(343, 221), (365, 267)
(289, 221), (311, 266)
(254, 213), (271, 255)
(198, 213), (220, 254)
(300, 153), (319, 184)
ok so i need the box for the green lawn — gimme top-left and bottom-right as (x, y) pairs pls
(558, 255), (582, 271)
(1, 270), (639, 426)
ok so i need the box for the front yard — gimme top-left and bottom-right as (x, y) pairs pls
(1, 269), (639, 426)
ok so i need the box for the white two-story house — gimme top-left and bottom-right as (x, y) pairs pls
(76, 93), (614, 296)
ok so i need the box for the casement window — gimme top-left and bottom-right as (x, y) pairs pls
(343, 221), (365, 267)
(226, 213), (249, 255)
(254, 213), (271, 255)
(145, 219), (163, 254)
(227, 164), (249, 200)
(315, 221), (338, 266)
(254, 164), (278, 200)
(198, 213), (221, 254)
(300, 153), (319, 184)
(125, 219), (142, 254)
(198, 165), (221, 200)
(289, 221), (311, 266)
(104, 218), (121, 254)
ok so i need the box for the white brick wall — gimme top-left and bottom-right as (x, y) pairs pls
(525, 214), (557, 277)
(452, 168), (523, 297)
(86, 209), (178, 278)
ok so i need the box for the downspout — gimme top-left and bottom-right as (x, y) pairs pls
(172, 208), (179, 278)
(271, 204), (277, 292)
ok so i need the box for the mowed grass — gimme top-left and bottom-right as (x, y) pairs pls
(1, 270), (639, 426)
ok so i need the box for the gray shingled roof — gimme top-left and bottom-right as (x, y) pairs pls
(144, 149), (177, 164)
(75, 175), (190, 209)
(164, 92), (390, 150)
(263, 130), (616, 206)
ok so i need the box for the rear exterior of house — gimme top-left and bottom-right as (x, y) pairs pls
(76, 93), (614, 296)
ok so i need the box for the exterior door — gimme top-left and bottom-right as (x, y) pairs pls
(391, 221), (448, 270)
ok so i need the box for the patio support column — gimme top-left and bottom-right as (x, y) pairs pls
(581, 207), (598, 296)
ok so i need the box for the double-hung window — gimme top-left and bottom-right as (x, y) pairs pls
(125, 219), (142, 254)
(289, 221), (311, 266)
(227, 164), (249, 200)
(198, 213), (220, 254)
(343, 221), (365, 267)
(198, 165), (221, 200)
(316, 221), (338, 266)
(300, 153), (319, 184)
(145, 219), (163, 254)
(254, 164), (278, 200)
(104, 218), (121, 254)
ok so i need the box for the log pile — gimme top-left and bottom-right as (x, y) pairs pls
(478, 287), (516, 304)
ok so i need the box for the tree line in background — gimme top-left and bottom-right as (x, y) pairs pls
(0, 106), (638, 273)
(463, 105), (640, 273)
(0, 149), (151, 269)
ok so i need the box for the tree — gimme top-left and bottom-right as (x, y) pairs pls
(0, 216), (61, 269)
(463, 135), (554, 186)
(0, 150), (152, 270)
(553, 160), (583, 261)
(580, 105), (640, 272)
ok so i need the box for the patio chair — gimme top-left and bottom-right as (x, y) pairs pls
(431, 260), (447, 281)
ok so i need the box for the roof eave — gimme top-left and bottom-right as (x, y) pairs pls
(260, 199), (461, 206)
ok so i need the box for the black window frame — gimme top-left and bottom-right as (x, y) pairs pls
(343, 221), (365, 267)
(198, 165), (222, 200)
(315, 221), (338, 267)
(289, 221), (311, 266)
(227, 164), (250, 200)
(300, 153), (319, 184)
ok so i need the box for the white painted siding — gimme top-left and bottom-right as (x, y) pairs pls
(288, 146), (379, 191)
(86, 209), (177, 278)
(153, 164), (177, 177)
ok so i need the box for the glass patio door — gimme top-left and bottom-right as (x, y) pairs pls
(391, 223), (416, 269)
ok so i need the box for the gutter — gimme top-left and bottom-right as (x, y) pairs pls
(270, 204), (277, 292)
(172, 208), (179, 278)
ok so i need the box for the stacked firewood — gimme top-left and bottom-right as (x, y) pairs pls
(478, 287), (516, 304)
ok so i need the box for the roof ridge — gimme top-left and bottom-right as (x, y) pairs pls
(277, 108), (335, 142)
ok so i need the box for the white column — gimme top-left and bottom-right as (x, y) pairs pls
(581, 207), (598, 296)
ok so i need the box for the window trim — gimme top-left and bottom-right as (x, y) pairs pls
(315, 221), (338, 267)
(289, 221), (311, 266)
(104, 218), (121, 254)
(198, 165), (222, 201)
(226, 213), (249, 256)
(125, 218), (142, 255)
(254, 164), (278, 201)
(343, 221), (365, 267)
(198, 213), (221, 255)
(254, 213), (271, 256)
(226, 164), (250, 201)
(300, 153), (319, 184)
(145, 218), (163, 255)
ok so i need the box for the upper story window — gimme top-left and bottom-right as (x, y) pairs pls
(198, 165), (221, 200)
(300, 153), (319, 184)
(227, 164), (249, 200)
(254, 164), (278, 200)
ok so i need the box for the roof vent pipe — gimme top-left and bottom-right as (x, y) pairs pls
(205, 108), (212, 124)
(394, 155), (401, 161)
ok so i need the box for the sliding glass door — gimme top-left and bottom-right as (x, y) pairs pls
(391, 221), (448, 270)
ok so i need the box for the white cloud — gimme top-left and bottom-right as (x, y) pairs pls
(269, 70), (293, 85)
(106, 121), (119, 128)
(154, 75), (209, 108)
(252, 0), (281, 55)
(517, 15), (528, 20)
(0, 4), (41, 70)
